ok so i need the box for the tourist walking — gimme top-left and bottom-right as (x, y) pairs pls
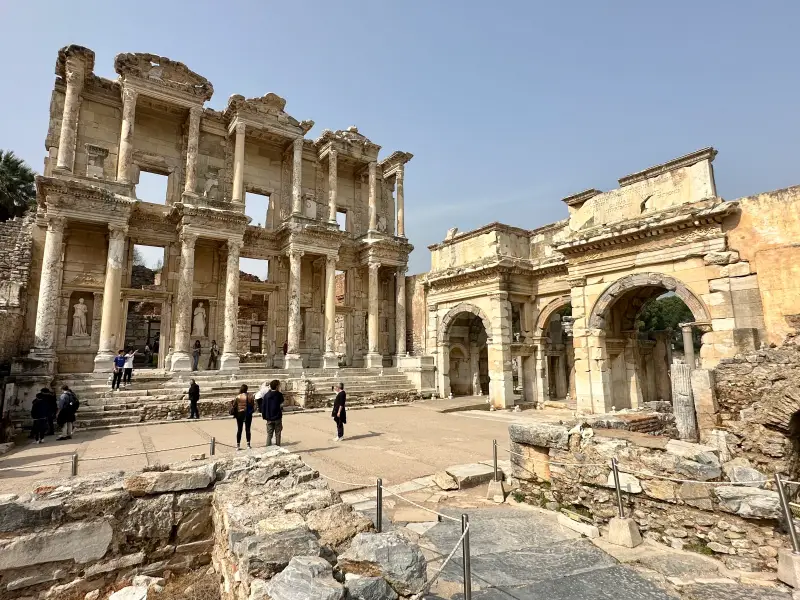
(332, 382), (346, 441)
(111, 350), (125, 391)
(231, 384), (255, 450)
(56, 385), (79, 440)
(30, 391), (49, 443)
(35, 387), (58, 436)
(207, 340), (219, 370)
(192, 340), (202, 371)
(188, 378), (200, 419)
(261, 380), (284, 446)
(123, 347), (137, 387)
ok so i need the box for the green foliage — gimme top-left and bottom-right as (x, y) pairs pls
(684, 540), (715, 556)
(512, 490), (526, 503)
(133, 248), (145, 266)
(636, 295), (692, 332)
(0, 150), (36, 221)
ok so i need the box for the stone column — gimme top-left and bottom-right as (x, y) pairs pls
(220, 238), (243, 370)
(488, 293), (514, 408)
(395, 266), (407, 359)
(231, 122), (246, 204)
(170, 231), (197, 371)
(327, 149), (338, 223)
(368, 161), (378, 231)
(30, 216), (67, 359)
(183, 106), (202, 198)
(93, 225), (128, 370)
(323, 255), (338, 368)
(285, 249), (303, 369)
(55, 61), (85, 172)
(365, 261), (383, 367)
(116, 88), (138, 184)
(396, 165), (405, 237)
(292, 138), (303, 215)
(517, 355), (526, 403)
(682, 324), (695, 369)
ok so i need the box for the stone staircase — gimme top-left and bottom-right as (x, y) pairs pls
(55, 367), (420, 430)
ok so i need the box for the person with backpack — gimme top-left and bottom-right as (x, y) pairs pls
(111, 350), (125, 391)
(187, 378), (200, 419)
(260, 380), (284, 446)
(56, 385), (79, 440)
(30, 391), (49, 444)
(231, 384), (255, 450)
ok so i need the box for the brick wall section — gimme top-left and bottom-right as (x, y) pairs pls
(0, 213), (34, 366)
(405, 274), (427, 355)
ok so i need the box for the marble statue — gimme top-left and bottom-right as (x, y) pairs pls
(72, 298), (89, 336)
(192, 302), (207, 337)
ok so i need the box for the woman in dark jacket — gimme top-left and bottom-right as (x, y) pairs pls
(231, 384), (255, 450)
(31, 392), (49, 443)
(188, 379), (200, 419)
(332, 382), (346, 441)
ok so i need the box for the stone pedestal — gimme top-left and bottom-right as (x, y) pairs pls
(607, 517), (643, 548)
(486, 479), (507, 503)
(322, 354), (339, 369)
(284, 354), (303, 370)
(365, 353), (383, 368)
(778, 549), (800, 588)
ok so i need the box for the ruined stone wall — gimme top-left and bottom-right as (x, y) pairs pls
(727, 185), (800, 345)
(406, 274), (427, 356)
(510, 422), (787, 572)
(0, 213), (34, 367)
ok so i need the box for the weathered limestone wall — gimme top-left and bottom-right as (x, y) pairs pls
(510, 422), (787, 572)
(0, 214), (34, 367)
(429, 223), (532, 272)
(0, 448), (376, 600)
(727, 185), (800, 345)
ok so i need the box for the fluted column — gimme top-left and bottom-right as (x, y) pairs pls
(170, 231), (197, 371)
(365, 261), (382, 368)
(220, 238), (243, 370)
(183, 106), (202, 198)
(368, 161), (377, 231)
(55, 62), (85, 172)
(93, 225), (128, 370)
(323, 255), (338, 369)
(285, 249), (304, 369)
(395, 266), (407, 359)
(396, 165), (405, 237)
(231, 122), (246, 204)
(292, 138), (303, 215)
(116, 88), (138, 184)
(328, 149), (338, 223)
(30, 216), (66, 360)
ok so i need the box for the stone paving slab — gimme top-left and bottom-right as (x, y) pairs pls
(445, 463), (496, 489)
(680, 582), (791, 599)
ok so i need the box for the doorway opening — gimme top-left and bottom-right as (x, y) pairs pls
(245, 191), (270, 228)
(136, 170), (169, 205)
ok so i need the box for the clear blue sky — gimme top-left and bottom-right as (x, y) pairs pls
(2, 1), (799, 275)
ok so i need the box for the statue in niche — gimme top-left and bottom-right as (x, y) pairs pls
(72, 298), (89, 337)
(203, 170), (219, 200)
(377, 215), (387, 233)
(192, 302), (207, 337)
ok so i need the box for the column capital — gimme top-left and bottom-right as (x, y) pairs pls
(566, 276), (586, 288)
(235, 121), (247, 136)
(122, 86), (138, 105)
(179, 230), (198, 247)
(328, 147), (337, 161)
(395, 163), (405, 180)
(46, 215), (67, 234)
(396, 266), (408, 277)
(108, 224), (128, 240)
(368, 261), (381, 271)
(288, 248), (304, 260)
(64, 65), (85, 86)
(227, 237), (244, 252)
(326, 254), (339, 268)
(189, 105), (203, 120)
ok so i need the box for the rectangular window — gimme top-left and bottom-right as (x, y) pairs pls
(136, 170), (169, 205)
(245, 191), (270, 228)
(336, 209), (347, 231)
(250, 325), (263, 353)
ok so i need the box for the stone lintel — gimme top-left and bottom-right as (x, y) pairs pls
(562, 188), (602, 209)
(618, 147), (717, 187)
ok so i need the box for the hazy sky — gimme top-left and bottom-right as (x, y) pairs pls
(2, 1), (799, 275)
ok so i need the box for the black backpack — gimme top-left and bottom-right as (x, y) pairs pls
(66, 392), (80, 412)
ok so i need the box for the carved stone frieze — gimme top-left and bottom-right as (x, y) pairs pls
(114, 52), (213, 101)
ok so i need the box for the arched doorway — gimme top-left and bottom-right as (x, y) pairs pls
(584, 272), (711, 412)
(534, 296), (575, 406)
(439, 304), (491, 398)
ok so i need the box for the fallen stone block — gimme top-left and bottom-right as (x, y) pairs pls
(557, 513), (600, 538)
(486, 479), (506, 503)
(432, 471), (458, 491)
(509, 422), (570, 450)
(0, 498), (63, 532)
(109, 586), (148, 600)
(123, 463), (216, 496)
(265, 555), (344, 600)
(606, 517), (643, 548)
(601, 471), (642, 494)
(714, 486), (780, 519)
(345, 575), (398, 600)
(235, 526), (322, 579)
(304, 503), (373, 552)
(338, 532), (427, 596)
(778, 548), (800, 588)
(445, 463), (495, 489)
(0, 519), (113, 570)
(84, 551), (145, 577)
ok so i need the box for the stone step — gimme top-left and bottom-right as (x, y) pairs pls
(75, 415), (143, 427)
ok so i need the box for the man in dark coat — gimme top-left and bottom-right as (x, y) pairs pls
(30, 392), (49, 443)
(261, 380), (284, 446)
(188, 379), (200, 419)
(35, 388), (57, 436)
(332, 382), (346, 442)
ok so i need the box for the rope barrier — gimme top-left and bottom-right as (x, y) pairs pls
(410, 523), (470, 599)
(79, 442), (208, 462)
(0, 460), (72, 473)
(503, 447), (606, 468)
(380, 484), (461, 523)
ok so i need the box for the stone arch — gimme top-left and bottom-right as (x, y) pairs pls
(438, 303), (492, 344)
(535, 294), (572, 336)
(588, 272), (711, 330)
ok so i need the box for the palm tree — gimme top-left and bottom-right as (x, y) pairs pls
(0, 150), (36, 221)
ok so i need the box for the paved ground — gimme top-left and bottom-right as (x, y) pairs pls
(0, 402), (525, 494)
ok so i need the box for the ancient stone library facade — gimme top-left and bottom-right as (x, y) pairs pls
(408, 147), (800, 414)
(7, 45), (413, 383)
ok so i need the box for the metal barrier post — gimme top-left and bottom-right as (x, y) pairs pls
(71, 453), (78, 477)
(611, 458), (624, 518)
(462, 514), (472, 600)
(209, 437), (216, 457)
(493, 439), (499, 482)
(376, 478), (383, 533)
(776, 474), (800, 553)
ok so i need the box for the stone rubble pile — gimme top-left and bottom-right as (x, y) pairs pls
(0, 447), (428, 600)
(509, 421), (789, 572)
